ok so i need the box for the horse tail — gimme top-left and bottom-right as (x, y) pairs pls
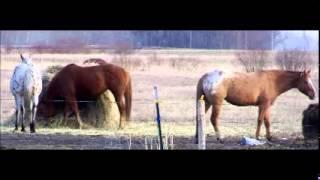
(24, 67), (42, 104)
(124, 74), (132, 122)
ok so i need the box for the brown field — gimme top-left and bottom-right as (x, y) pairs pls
(0, 49), (318, 150)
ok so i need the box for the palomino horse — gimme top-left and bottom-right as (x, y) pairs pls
(38, 63), (132, 129)
(195, 69), (316, 142)
(10, 54), (42, 133)
(82, 58), (107, 65)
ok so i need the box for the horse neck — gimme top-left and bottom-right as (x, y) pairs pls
(272, 71), (300, 95)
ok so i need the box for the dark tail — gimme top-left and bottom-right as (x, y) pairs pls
(124, 75), (132, 122)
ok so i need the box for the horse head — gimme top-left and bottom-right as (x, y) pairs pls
(37, 94), (56, 124)
(296, 69), (316, 100)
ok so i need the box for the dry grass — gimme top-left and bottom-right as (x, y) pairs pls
(1, 50), (319, 149)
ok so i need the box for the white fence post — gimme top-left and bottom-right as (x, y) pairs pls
(198, 95), (206, 150)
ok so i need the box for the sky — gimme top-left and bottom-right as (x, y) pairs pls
(279, 30), (319, 51)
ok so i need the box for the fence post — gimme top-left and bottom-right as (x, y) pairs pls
(198, 95), (206, 150)
(153, 86), (164, 150)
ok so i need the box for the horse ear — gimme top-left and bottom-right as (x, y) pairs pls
(20, 54), (24, 61)
(301, 69), (308, 76)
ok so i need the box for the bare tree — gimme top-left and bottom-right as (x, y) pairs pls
(275, 32), (315, 71)
(236, 50), (270, 72)
(112, 42), (135, 70)
(275, 49), (315, 71)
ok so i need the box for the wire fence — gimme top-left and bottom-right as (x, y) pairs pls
(0, 97), (315, 107)
(0, 95), (315, 124)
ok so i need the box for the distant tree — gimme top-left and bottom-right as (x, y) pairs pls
(275, 49), (314, 71)
(236, 50), (270, 72)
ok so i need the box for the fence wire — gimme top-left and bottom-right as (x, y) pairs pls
(0, 97), (315, 107)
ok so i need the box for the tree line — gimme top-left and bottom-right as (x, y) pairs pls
(0, 30), (286, 50)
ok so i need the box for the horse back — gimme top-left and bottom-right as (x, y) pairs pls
(47, 63), (129, 99)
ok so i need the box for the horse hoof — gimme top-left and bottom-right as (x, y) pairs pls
(30, 124), (35, 133)
(119, 124), (126, 129)
(217, 138), (224, 143)
(21, 128), (26, 132)
(267, 136), (273, 141)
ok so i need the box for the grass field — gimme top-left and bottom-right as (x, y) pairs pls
(0, 49), (318, 150)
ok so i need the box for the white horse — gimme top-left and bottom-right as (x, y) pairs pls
(10, 54), (42, 133)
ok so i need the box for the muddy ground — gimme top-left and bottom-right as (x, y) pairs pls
(0, 130), (318, 150)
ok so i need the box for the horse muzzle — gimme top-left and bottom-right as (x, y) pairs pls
(308, 93), (316, 100)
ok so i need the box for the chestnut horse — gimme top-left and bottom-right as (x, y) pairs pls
(38, 63), (132, 129)
(195, 69), (316, 143)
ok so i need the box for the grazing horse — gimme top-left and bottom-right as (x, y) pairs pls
(83, 58), (107, 66)
(195, 69), (316, 142)
(38, 63), (132, 129)
(10, 54), (42, 133)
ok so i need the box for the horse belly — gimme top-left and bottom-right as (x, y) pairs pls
(225, 91), (259, 106)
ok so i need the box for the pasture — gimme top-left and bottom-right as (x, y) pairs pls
(0, 49), (318, 150)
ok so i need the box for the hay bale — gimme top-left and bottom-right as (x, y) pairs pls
(302, 103), (319, 139)
(41, 65), (64, 97)
(63, 90), (120, 129)
(94, 90), (120, 129)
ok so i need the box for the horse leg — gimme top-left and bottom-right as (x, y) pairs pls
(30, 104), (36, 133)
(21, 105), (26, 132)
(66, 97), (83, 129)
(61, 103), (69, 126)
(211, 104), (223, 142)
(117, 95), (126, 129)
(30, 97), (39, 133)
(14, 96), (21, 131)
(263, 106), (272, 141)
(59, 101), (69, 127)
(256, 105), (267, 140)
(14, 109), (19, 131)
(30, 103), (37, 133)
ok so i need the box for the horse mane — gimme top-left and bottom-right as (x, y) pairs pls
(257, 70), (302, 96)
(263, 69), (301, 79)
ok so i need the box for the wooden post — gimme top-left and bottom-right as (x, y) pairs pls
(198, 95), (206, 150)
